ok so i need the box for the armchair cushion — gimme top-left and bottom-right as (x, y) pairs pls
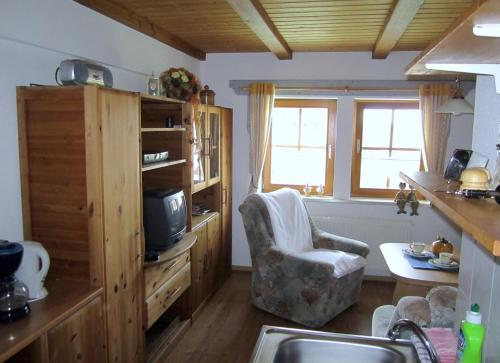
(301, 249), (367, 278)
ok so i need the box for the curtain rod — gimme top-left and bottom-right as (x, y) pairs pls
(239, 85), (419, 92)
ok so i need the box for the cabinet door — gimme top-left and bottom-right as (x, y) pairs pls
(99, 90), (143, 363)
(48, 296), (106, 362)
(207, 106), (221, 186)
(192, 104), (207, 192)
(221, 108), (233, 279)
(191, 224), (208, 312)
(207, 214), (221, 291)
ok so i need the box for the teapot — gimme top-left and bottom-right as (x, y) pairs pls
(15, 241), (50, 300)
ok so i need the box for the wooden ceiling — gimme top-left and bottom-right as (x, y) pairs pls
(76, 0), (475, 60)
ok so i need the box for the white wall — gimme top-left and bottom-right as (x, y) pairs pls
(200, 52), (469, 275)
(0, 0), (200, 241)
(455, 75), (500, 363)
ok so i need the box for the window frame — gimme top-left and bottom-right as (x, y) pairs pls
(263, 98), (336, 196)
(351, 99), (423, 198)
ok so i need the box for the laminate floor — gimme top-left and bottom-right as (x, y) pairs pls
(166, 271), (395, 363)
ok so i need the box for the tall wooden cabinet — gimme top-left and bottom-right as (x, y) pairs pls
(16, 85), (232, 362)
(18, 86), (143, 363)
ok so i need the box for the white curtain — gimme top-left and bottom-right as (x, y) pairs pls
(248, 82), (275, 193)
(419, 84), (452, 173)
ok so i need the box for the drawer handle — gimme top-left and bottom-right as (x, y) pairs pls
(167, 287), (182, 299)
(163, 258), (181, 273)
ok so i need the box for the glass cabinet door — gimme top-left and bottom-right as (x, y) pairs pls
(208, 107), (220, 184)
(192, 106), (207, 186)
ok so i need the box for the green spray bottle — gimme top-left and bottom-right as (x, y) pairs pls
(456, 304), (485, 363)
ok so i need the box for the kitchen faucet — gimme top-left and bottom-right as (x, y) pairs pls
(387, 319), (441, 363)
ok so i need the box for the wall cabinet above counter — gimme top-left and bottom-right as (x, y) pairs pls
(405, 0), (500, 92)
(400, 171), (500, 257)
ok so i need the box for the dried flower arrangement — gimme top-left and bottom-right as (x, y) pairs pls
(160, 67), (201, 102)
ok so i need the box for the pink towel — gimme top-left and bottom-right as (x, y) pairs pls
(411, 328), (457, 363)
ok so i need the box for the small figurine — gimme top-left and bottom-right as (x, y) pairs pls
(406, 186), (420, 216)
(394, 182), (407, 214)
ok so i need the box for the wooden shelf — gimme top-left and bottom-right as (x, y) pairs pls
(141, 128), (186, 132)
(400, 171), (500, 256)
(405, 0), (500, 77)
(191, 212), (219, 231)
(0, 279), (102, 362)
(141, 94), (185, 104)
(144, 232), (197, 267)
(142, 159), (186, 172)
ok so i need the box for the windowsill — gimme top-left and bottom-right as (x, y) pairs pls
(302, 195), (431, 207)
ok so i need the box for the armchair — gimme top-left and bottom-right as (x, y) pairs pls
(238, 189), (369, 328)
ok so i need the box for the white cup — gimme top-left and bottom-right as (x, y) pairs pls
(439, 252), (453, 264)
(410, 242), (425, 254)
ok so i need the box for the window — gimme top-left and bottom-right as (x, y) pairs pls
(263, 99), (336, 195)
(351, 100), (423, 198)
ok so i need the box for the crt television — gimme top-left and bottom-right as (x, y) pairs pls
(143, 188), (187, 252)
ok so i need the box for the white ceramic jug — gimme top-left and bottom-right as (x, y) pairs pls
(15, 241), (50, 300)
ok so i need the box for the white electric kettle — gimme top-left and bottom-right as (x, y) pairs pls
(15, 241), (50, 301)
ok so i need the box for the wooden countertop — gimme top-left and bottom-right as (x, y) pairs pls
(0, 279), (102, 362)
(380, 243), (458, 287)
(400, 171), (500, 256)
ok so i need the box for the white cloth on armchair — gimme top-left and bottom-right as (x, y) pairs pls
(256, 188), (367, 278)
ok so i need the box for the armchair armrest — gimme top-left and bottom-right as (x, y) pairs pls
(311, 227), (370, 258)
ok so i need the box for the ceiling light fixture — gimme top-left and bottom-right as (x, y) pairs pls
(473, 24), (500, 38)
(436, 78), (474, 116)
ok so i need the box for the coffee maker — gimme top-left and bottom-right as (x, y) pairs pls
(0, 240), (30, 322)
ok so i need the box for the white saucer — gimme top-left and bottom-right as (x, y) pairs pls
(402, 248), (433, 259)
(428, 258), (459, 270)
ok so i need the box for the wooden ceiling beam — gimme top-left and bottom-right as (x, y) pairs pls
(372, 0), (424, 59)
(226, 0), (292, 60)
(74, 0), (206, 60)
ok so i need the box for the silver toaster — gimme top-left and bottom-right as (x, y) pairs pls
(58, 59), (113, 87)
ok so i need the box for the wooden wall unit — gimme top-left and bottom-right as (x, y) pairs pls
(15, 86), (233, 362)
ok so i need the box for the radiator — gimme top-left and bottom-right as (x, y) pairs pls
(312, 216), (413, 277)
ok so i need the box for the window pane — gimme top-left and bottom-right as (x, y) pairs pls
(301, 108), (328, 147)
(272, 108), (299, 145)
(361, 109), (392, 148)
(271, 147), (326, 185)
(392, 109), (422, 149)
(360, 149), (421, 190)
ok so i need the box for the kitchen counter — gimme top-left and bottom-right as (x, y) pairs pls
(0, 279), (102, 362)
(400, 171), (500, 256)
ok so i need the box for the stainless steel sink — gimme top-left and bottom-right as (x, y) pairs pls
(250, 326), (420, 363)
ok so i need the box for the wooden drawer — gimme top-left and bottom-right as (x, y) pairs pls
(145, 263), (191, 329)
(144, 251), (190, 299)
